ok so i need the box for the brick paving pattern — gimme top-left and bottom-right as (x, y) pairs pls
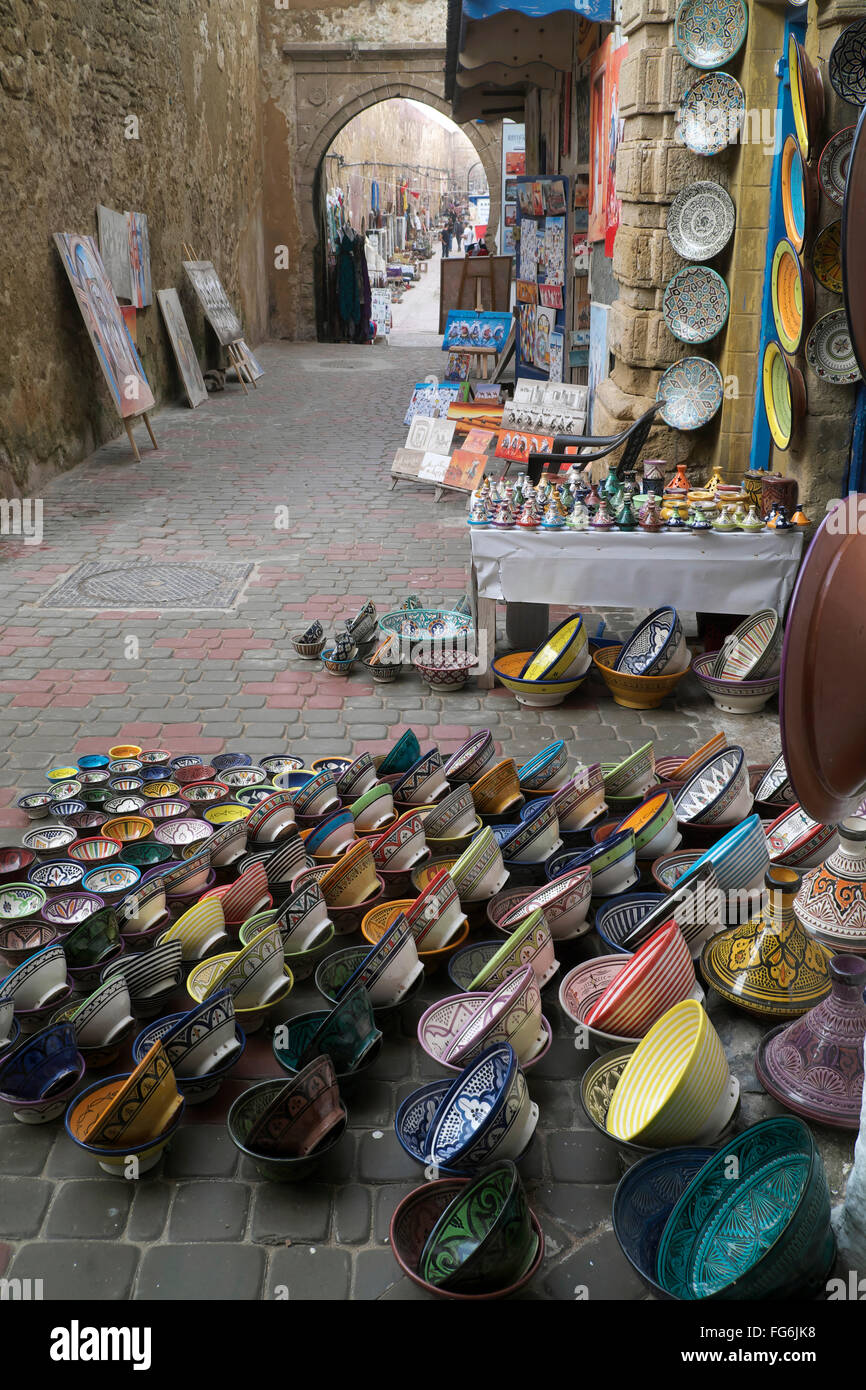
(0, 342), (852, 1299)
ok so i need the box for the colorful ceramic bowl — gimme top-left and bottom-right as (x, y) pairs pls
(547, 828), (637, 898)
(615, 791), (680, 860)
(604, 743), (656, 800)
(494, 866), (593, 942)
(393, 750), (449, 807)
(318, 840), (379, 908)
(690, 651), (779, 714)
(161, 897), (229, 963)
(273, 992), (382, 1079)
(413, 651), (477, 691)
(491, 651), (589, 708)
(767, 804), (838, 869)
(443, 730), (495, 784)
(470, 759), (523, 817)
(418, 1160), (537, 1295)
(451, 826), (508, 902)
(378, 608), (473, 643)
(516, 741), (570, 794)
(612, 1147), (717, 1298)
(614, 608), (686, 678)
(22, 825), (77, 858)
(594, 893), (667, 955)
(594, 645), (690, 709)
(227, 1079), (347, 1180)
(444, 966), (545, 1068)
(674, 746), (752, 827)
(422, 784), (478, 841)
(65, 1071), (185, 1174)
(586, 921), (699, 1037)
(0, 941), (68, 1010)
(100, 816), (154, 845)
(67, 837), (123, 865)
(405, 869), (467, 950)
(518, 613), (589, 682)
(81, 863), (140, 902)
(0, 1021), (83, 1123)
(550, 764), (606, 831)
(762, 339), (806, 452)
(771, 236), (813, 356)
(466, 909), (557, 992)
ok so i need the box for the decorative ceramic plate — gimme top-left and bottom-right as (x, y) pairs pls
(674, 0), (748, 70)
(678, 72), (745, 156)
(762, 340), (804, 451)
(780, 509), (866, 821)
(666, 181), (735, 260)
(811, 220), (842, 294)
(656, 357), (724, 429)
(662, 265), (729, 344)
(843, 111), (866, 380)
(819, 127), (855, 207)
(829, 18), (866, 106)
(781, 135), (814, 254)
(805, 310), (861, 385)
(771, 238), (811, 355)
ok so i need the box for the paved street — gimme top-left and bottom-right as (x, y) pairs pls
(0, 341), (852, 1299)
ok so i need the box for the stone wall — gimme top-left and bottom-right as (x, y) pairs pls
(0, 0), (267, 496)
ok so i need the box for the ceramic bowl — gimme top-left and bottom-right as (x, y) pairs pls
(152, 817), (214, 852)
(68, 974), (134, 1048)
(318, 840), (379, 908)
(81, 863), (140, 902)
(221, 766), (270, 792)
(614, 608), (687, 678)
(67, 837), (123, 866)
(418, 982), (551, 1074)
(378, 607), (472, 644)
(350, 784), (395, 834)
(516, 741), (570, 794)
(451, 827), (508, 902)
(144, 798), (192, 825)
(389, 1178), (544, 1300)
(413, 650), (477, 691)
(100, 816), (154, 846)
(371, 810), (427, 872)
(712, 608), (782, 681)
(549, 764), (607, 832)
(207, 925), (287, 1008)
(0, 1021), (83, 1121)
(585, 921), (700, 1037)
(679, 812), (769, 894)
(495, 799), (561, 864)
(186, 953), (293, 1035)
(0, 848), (38, 883)
(102, 795), (145, 819)
(606, 999), (738, 1147)
(691, 651), (779, 714)
(22, 825), (78, 859)
(312, 942), (422, 1019)
(244, 792), (296, 845)
(103, 938), (183, 1003)
(65, 1073), (185, 1174)
(766, 804), (838, 869)
(292, 631), (327, 661)
(273, 997), (382, 1083)
(293, 772), (341, 819)
(594, 892), (667, 954)
(321, 648), (356, 676)
(604, 743), (657, 800)
(228, 1079), (346, 1180)
(424, 1043), (537, 1171)
(26, 858), (85, 895)
(612, 1147), (717, 1298)
(421, 784), (478, 841)
(334, 912), (422, 1007)
(655, 1117), (834, 1301)
(75, 1039), (183, 1148)
(161, 897), (229, 962)
(335, 753), (377, 800)
(272, 880), (333, 952)
(548, 829), (638, 898)
(246, 1052), (343, 1156)
(615, 791), (681, 860)
(470, 759), (524, 817)
(594, 645), (690, 709)
(518, 613), (589, 682)
(443, 730), (495, 785)
(467, 909), (558, 992)
(1, 941), (69, 1010)
(304, 810), (357, 860)
(132, 1013), (244, 1104)
(0, 920), (59, 967)
(445, 966), (546, 1068)
(491, 651), (589, 708)
(393, 750), (449, 807)
(558, 955), (644, 1052)
(494, 866), (593, 942)
(405, 868), (467, 950)
(35, 885), (103, 930)
(674, 746), (752, 828)
(63, 905), (122, 970)
(418, 1160), (536, 1294)
(655, 735), (728, 787)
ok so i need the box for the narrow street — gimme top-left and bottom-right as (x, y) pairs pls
(0, 341), (844, 1302)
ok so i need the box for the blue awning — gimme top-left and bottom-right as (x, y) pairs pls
(461, 0), (611, 20)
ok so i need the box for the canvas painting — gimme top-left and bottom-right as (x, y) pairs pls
(495, 430), (554, 463)
(54, 232), (155, 418)
(127, 212), (152, 308)
(391, 448), (425, 480)
(445, 450), (487, 492)
(404, 382), (439, 426)
(472, 385), (502, 403)
(516, 280), (539, 304)
(519, 219), (538, 282)
(535, 308), (553, 372)
(504, 202), (517, 227)
(157, 288), (208, 408)
(539, 283), (563, 310)
(406, 416), (455, 454)
(549, 333), (564, 384)
(236, 339), (264, 381)
(545, 180), (568, 216)
(418, 452), (452, 484)
(97, 204), (132, 303)
(436, 382), (467, 416)
(543, 217), (566, 286)
(446, 352), (472, 383)
(183, 260), (243, 345)
(464, 427), (497, 453)
(443, 311), (511, 352)
(445, 401), (504, 432)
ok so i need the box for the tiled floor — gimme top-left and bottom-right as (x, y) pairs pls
(0, 342), (852, 1299)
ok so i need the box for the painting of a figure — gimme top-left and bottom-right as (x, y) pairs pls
(183, 261), (244, 346)
(54, 232), (155, 418)
(157, 289), (207, 408)
(127, 212), (153, 308)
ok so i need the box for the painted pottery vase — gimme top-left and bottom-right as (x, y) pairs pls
(762, 472), (798, 517)
(743, 470), (765, 512)
(756, 954), (866, 1130)
(700, 866), (832, 1018)
(795, 818), (866, 953)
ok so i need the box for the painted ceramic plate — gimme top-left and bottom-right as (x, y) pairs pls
(829, 18), (866, 106)
(771, 238), (811, 355)
(762, 340), (805, 451)
(666, 181), (735, 260)
(656, 357), (724, 429)
(678, 72), (745, 155)
(819, 127), (855, 207)
(843, 111), (866, 379)
(805, 310), (861, 385)
(781, 135), (814, 254)
(662, 265), (729, 344)
(674, 0), (748, 70)
(811, 221), (842, 294)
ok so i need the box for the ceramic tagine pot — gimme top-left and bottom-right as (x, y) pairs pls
(795, 819), (866, 955)
(756, 954), (866, 1130)
(700, 866), (832, 1019)
(664, 463), (691, 496)
(638, 495), (663, 532)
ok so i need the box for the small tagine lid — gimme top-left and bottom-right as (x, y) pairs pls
(794, 818), (866, 949)
(756, 954), (866, 1129)
(700, 866), (832, 1018)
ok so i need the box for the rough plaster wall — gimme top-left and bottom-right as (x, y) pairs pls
(0, 0), (267, 496)
(278, 0), (446, 45)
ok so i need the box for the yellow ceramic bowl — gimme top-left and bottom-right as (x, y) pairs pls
(491, 651), (589, 707)
(204, 804), (251, 826)
(360, 897), (470, 974)
(160, 897), (228, 962)
(606, 999), (733, 1147)
(100, 815), (154, 843)
(318, 840), (379, 907)
(411, 857), (458, 894)
(108, 745), (142, 759)
(471, 759), (523, 815)
(186, 951), (294, 1033)
(520, 614), (588, 681)
(141, 780), (182, 799)
(78, 1040), (182, 1148)
(593, 645), (690, 710)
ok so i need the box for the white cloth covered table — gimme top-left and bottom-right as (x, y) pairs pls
(469, 527), (804, 687)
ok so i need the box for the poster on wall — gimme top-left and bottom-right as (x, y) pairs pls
(127, 212), (152, 308)
(513, 173), (569, 383)
(183, 261), (244, 346)
(605, 42), (628, 257)
(589, 36), (628, 253)
(97, 205), (132, 303)
(54, 233), (155, 418)
(156, 288), (208, 408)
(502, 120), (525, 258)
(588, 302), (611, 433)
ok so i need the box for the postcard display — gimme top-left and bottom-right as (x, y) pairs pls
(513, 175), (569, 384)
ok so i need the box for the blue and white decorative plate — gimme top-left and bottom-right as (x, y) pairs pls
(679, 72), (745, 155)
(662, 265), (730, 344)
(667, 181), (735, 260)
(657, 357), (724, 429)
(675, 0), (748, 70)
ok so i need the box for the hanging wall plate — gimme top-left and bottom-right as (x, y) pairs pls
(762, 340), (805, 451)
(662, 265), (730, 344)
(805, 310), (861, 385)
(829, 18), (866, 107)
(811, 220), (842, 294)
(666, 181), (736, 260)
(656, 357), (724, 430)
(819, 127), (855, 207)
(771, 236), (813, 355)
(678, 72), (745, 156)
(842, 108), (866, 379)
(674, 0), (748, 70)
(781, 134), (817, 254)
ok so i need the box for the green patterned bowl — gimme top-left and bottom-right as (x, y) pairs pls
(418, 1159), (537, 1294)
(655, 1117), (835, 1300)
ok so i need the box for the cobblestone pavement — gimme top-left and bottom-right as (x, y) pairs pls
(0, 343), (852, 1300)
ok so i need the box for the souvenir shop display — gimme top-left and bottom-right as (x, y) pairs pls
(511, 175), (569, 381)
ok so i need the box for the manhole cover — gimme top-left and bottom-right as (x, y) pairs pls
(37, 561), (255, 611)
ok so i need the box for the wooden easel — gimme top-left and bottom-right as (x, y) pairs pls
(123, 412), (158, 462)
(182, 243), (257, 393)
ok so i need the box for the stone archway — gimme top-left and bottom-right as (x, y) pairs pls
(261, 43), (502, 341)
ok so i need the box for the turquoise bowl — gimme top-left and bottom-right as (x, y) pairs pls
(655, 1117), (835, 1300)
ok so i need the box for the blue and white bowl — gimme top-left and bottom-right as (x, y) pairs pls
(496, 799), (561, 863)
(133, 999), (244, 1102)
(614, 607), (687, 677)
(546, 827), (638, 897)
(517, 741), (570, 793)
(51, 800), (89, 821)
(393, 750), (450, 807)
(293, 771), (340, 818)
(305, 810), (356, 858)
(27, 859), (87, 892)
(335, 912), (421, 1007)
(594, 893), (666, 954)
(0, 1022), (85, 1123)
(426, 1042), (537, 1171)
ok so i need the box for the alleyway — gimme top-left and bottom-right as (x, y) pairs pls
(0, 343), (848, 1300)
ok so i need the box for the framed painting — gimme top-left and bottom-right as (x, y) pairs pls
(156, 288), (207, 408)
(54, 232), (155, 418)
(442, 311), (512, 352)
(97, 204), (132, 303)
(127, 212), (153, 308)
(183, 260), (243, 345)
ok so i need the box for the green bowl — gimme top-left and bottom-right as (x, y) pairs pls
(121, 842), (173, 868)
(273, 1005), (382, 1094)
(656, 1117), (834, 1300)
(419, 1159), (537, 1294)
